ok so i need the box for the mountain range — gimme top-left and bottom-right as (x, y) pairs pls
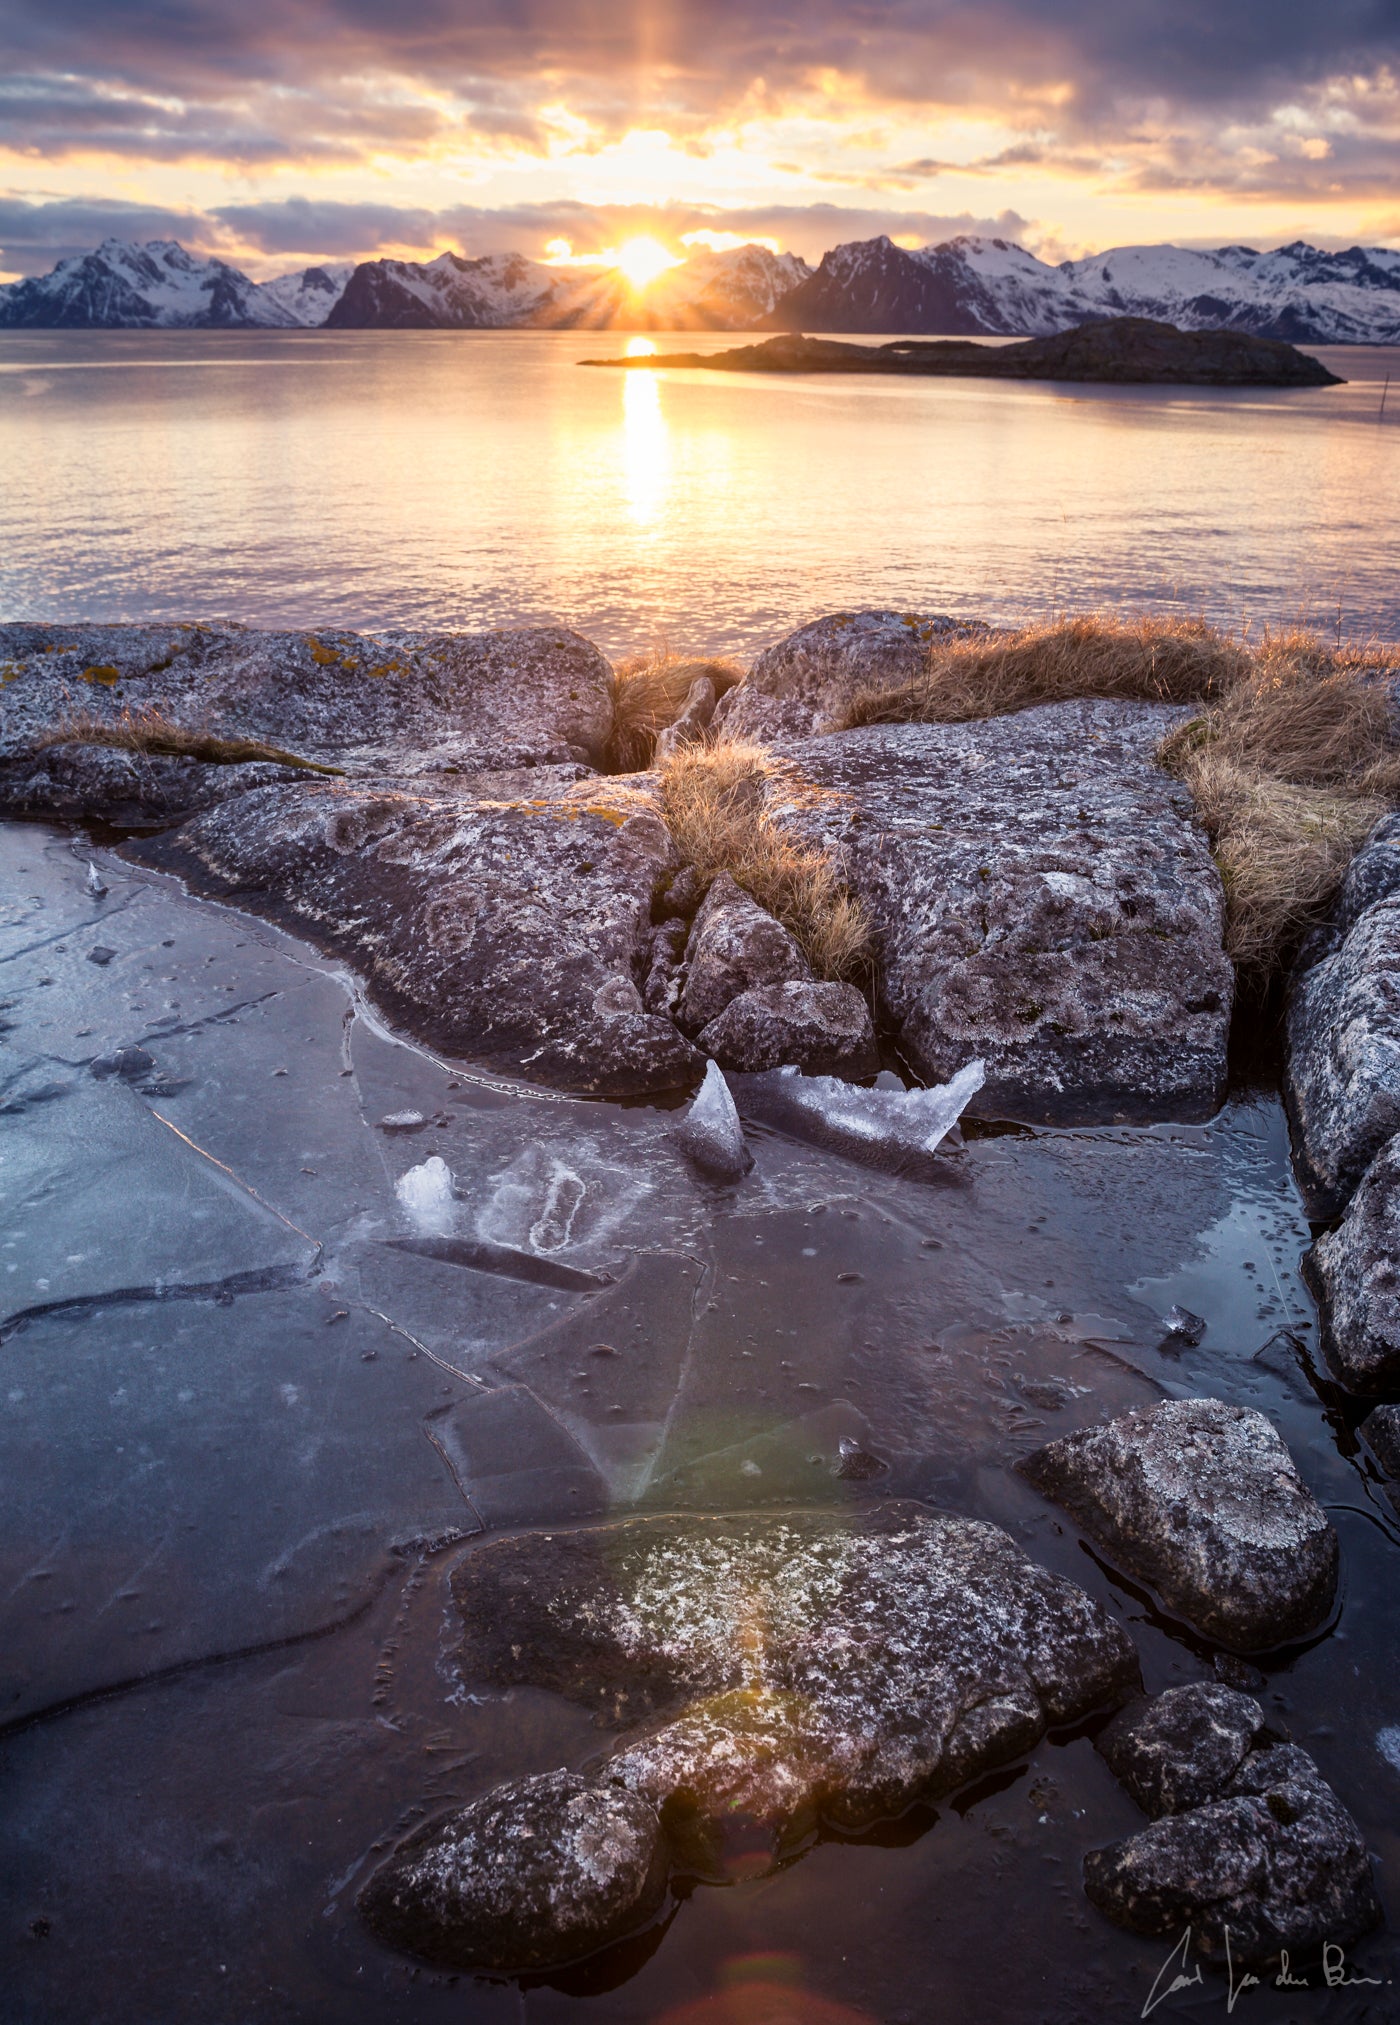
(3, 232), (1399, 343)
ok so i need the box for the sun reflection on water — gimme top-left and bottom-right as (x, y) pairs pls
(623, 358), (669, 525)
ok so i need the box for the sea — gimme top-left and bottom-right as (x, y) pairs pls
(1, 328), (1397, 660)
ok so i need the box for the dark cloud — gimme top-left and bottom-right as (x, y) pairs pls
(1, 1), (1398, 147)
(0, 194), (213, 267)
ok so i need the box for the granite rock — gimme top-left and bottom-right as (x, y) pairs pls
(1286, 896), (1400, 1217)
(676, 871), (811, 1032)
(146, 775), (703, 1096)
(450, 1505), (1140, 1872)
(0, 620), (614, 779)
(712, 610), (985, 744)
(653, 675), (718, 760)
(357, 1769), (668, 1972)
(1308, 1133), (1400, 1393)
(1361, 1402), (1400, 1478)
(1084, 1741), (1381, 1969)
(1019, 1398), (1338, 1652)
(0, 740), (311, 827)
(1095, 1682), (1273, 1818)
(697, 980), (880, 1077)
(768, 704), (1233, 1124)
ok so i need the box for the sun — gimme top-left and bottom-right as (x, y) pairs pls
(613, 236), (682, 292)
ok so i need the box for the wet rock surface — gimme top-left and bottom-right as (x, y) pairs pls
(0, 621), (614, 781)
(769, 703), (1233, 1122)
(449, 1505), (1141, 1870)
(142, 776), (702, 1095)
(357, 1770), (668, 1973)
(1020, 1398), (1338, 1651)
(697, 980), (879, 1077)
(1286, 894), (1400, 1217)
(712, 610), (985, 744)
(1308, 1132), (1400, 1393)
(675, 871), (810, 1032)
(1361, 1402), (1400, 1479)
(1086, 1730), (1381, 1969)
(1095, 1682), (1274, 1818)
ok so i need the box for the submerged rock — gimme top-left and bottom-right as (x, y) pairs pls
(677, 871), (811, 1031)
(768, 703), (1233, 1124)
(1019, 1398), (1338, 1652)
(712, 610), (986, 744)
(1095, 1682), (1273, 1819)
(146, 777), (702, 1096)
(1286, 895), (1400, 1216)
(697, 980), (879, 1077)
(1085, 1736), (1380, 1970)
(450, 1505), (1140, 1872)
(671, 1059), (753, 1180)
(0, 621), (614, 781)
(1308, 1133), (1400, 1393)
(357, 1769), (667, 1973)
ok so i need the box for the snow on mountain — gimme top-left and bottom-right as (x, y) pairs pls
(0, 239), (297, 328)
(257, 263), (354, 326)
(3, 233), (1397, 339)
(766, 233), (1400, 342)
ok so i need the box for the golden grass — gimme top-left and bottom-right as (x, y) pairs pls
(39, 708), (345, 776)
(608, 651), (742, 772)
(839, 615), (1251, 729)
(818, 608), (1400, 985)
(657, 739), (871, 980)
(1157, 634), (1400, 978)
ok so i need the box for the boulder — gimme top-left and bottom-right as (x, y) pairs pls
(144, 776), (703, 1096)
(357, 1770), (667, 1972)
(0, 740), (312, 827)
(712, 611), (985, 744)
(1307, 1133), (1400, 1392)
(676, 872), (811, 1032)
(697, 980), (880, 1077)
(1085, 1740), (1381, 1970)
(1095, 1682), (1273, 1818)
(1019, 1398), (1338, 1652)
(769, 703), (1233, 1124)
(1299, 813), (1400, 966)
(450, 1505), (1140, 1873)
(0, 621), (614, 780)
(653, 675), (718, 760)
(1361, 1402), (1400, 1478)
(1286, 896), (1400, 1216)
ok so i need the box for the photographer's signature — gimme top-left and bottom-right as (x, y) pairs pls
(1143, 1928), (1388, 2016)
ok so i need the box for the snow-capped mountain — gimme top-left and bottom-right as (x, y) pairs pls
(0, 239), (300, 328)
(3, 232), (1397, 338)
(256, 263), (354, 327)
(766, 234), (1400, 343)
(323, 244), (810, 330)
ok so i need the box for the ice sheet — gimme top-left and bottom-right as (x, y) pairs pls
(732, 1057), (986, 1177)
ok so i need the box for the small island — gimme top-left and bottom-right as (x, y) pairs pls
(585, 315), (1343, 387)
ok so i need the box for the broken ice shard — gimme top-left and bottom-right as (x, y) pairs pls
(672, 1059), (753, 1181)
(731, 1058), (986, 1178)
(1162, 1303), (1207, 1346)
(395, 1154), (456, 1236)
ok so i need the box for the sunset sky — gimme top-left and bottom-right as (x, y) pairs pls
(2, 0), (1398, 280)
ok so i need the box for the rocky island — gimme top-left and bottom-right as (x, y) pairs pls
(2, 604), (1397, 2000)
(585, 316), (1343, 386)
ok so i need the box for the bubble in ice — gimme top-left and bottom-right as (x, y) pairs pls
(395, 1154), (456, 1236)
(673, 1059), (753, 1182)
(731, 1058), (985, 1178)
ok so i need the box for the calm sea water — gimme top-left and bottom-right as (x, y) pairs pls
(1, 329), (1398, 660)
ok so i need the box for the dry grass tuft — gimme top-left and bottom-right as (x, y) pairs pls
(658, 739), (870, 980)
(39, 708), (344, 776)
(608, 651), (742, 771)
(839, 614), (1251, 729)
(1157, 633), (1400, 978)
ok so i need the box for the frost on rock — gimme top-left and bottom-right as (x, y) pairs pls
(395, 1155), (456, 1236)
(445, 1505), (1140, 1885)
(731, 1058), (985, 1178)
(672, 1059), (753, 1181)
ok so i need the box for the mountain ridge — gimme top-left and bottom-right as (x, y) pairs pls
(2, 233), (1398, 341)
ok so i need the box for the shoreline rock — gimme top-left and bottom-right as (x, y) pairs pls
(1020, 1399), (1338, 1652)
